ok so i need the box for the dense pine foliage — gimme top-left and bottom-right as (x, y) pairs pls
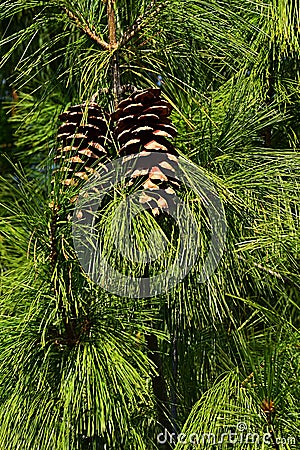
(0, 1), (299, 449)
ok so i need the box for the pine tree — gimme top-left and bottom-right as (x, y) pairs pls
(0, 1), (299, 449)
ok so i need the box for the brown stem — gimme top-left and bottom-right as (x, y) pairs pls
(49, 204), (59, 297)
(240, 363), (265, 388)
(107, 0), (121, 107)
(146, 333), (172, 449)
(111, 52), (121, 108)
(237, 255), (300, 290)
(266, 414), (280, 450)
(107, 0), (117, 49)
(49, 210), (57, 272)
(64, 8), (110, 50)
(11, 88), (18, 116)
(49, 204), (79, 345)
(269, 427), (280, 450)
(237, 255), (284, 281)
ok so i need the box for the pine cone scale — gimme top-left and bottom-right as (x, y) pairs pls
(56, 100), (111, 186)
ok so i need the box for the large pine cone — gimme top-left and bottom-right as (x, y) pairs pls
(112, 88), (179, 216)
(56, 101), (111, 186)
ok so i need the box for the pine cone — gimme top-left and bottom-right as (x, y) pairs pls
(112, 88), (179, 216)
(56, 101), (111, 186)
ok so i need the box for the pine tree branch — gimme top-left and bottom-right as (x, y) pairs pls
(119, 1), (165, 48)
(237, 254), (284, 281)
(268, 426), (280, 450)
(146, 332), (173, 449)
(240, 363), (264, 388)
(107, 0), (117, 50)
(107, 0), (121, 107)
(264, 408), (280, 450)
(64, 8), (110, 50)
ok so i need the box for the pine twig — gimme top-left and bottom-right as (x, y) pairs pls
(49, 203), (58, 282)
(170, 328), (178, 433)
(146, 333), (173, 449)
(64, 8), (110, 50)
(119, 1), (165, 48)
(240, 363), (264, 388)
(237, 254), (300, 290)
(262, 400), (279, 450)
(144, 266), (172, 448)
(107, 0), (121, 107)
(107, 0), (117, 49)
(237, 254), (284, 281)
(268, 425), (280, 450)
